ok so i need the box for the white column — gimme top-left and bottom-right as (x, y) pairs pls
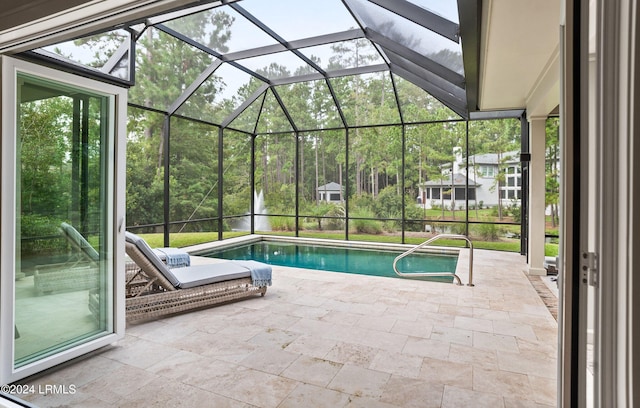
(527, 117), (547, 275)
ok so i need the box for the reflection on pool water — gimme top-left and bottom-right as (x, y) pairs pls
(201, 241), (458, 282)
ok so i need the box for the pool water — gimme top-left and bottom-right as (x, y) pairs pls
(202, 241), (458, 282)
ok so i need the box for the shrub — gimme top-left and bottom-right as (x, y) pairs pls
(269, 216), (296, 231)
(324, 219), (343, 230)
(350, 193), (374, 212)
(383, 220), (400, 233)
(470, 222), (504, 241)
(302, 221), (317, 230)
(323, 205), (345, 230)
(372, 186), (402, 218)
(351, 218), (383, 234)
(21, 215), (67, 256)
(404, 203), (425, 232)
(448, 223), (467, 235)
(304, 202), (335, 230)
(350, 209), (383, 234)
(507, 201), (521, 222)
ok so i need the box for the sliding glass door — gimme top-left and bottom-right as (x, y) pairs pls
(1, 57), (126, 383)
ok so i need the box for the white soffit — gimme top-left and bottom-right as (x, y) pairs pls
(0, 0), (202, 53)
(479, 0), (561, 112)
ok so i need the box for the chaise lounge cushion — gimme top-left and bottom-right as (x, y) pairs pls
(125, 231), (181, 287)
(170, 263), (252, 289)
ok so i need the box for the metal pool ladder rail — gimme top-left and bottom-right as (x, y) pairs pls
(392, 234), (474, 286)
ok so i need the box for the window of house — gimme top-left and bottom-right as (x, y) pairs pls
(480, 165), (496, 177)
(431, 188), (440, 199)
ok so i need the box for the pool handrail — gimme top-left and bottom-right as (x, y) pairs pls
(392, 234), (474, 286)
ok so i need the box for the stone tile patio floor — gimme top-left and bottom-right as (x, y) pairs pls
(15, 249), (557, 407)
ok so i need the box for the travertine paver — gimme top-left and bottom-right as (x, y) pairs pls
(13, 249), (558, 407)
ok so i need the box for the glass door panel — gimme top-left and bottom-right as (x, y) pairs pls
(14, 74), (114, 367)
(1, 56), (125, 384)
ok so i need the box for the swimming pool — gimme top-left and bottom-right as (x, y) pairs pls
(201, 240), (458, 282)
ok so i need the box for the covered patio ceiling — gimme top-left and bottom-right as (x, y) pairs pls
(0, 0), (560, 121)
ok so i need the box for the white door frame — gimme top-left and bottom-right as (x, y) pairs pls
(0, 56), (126, 384)
(595, 0), (637, 405)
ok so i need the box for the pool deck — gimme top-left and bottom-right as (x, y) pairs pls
(14, 248), (557, 407)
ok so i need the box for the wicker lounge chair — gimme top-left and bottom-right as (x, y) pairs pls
(33, 223), (100, 294)
(122, 234), (271, 322)
(60, 222), (100, 263)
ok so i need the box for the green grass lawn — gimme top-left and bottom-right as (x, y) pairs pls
(137, 230), (559, 257)
(421, 207), (517, 222)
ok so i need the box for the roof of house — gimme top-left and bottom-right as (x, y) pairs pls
(467, 150), (520, 165)
(317, 182), (343, 191)
(424, 173), (479, 187)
